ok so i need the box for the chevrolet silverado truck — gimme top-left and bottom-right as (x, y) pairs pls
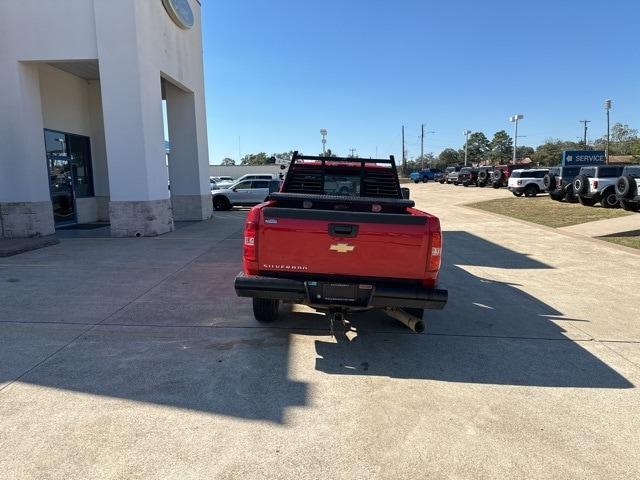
(234, 152), (448, 333)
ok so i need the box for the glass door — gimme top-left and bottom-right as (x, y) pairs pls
(45, 130), (76, 225)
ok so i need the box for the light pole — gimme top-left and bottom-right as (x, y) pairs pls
(320, 129), (327, 155)
(510, 114), (524, 164)
(463, 130), (471, 166)
(604, 100), (612, 164)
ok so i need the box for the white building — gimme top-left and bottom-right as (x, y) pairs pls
(0, 0), (212, 238)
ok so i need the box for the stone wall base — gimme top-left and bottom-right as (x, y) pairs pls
(171, 194), (213, 221)
(109, 199), (174, 237)
(0, 201), (55, 238)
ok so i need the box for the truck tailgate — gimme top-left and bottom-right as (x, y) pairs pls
(257, 207), (430, 281)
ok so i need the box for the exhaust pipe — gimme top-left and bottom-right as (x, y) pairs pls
(386, 308), (425, 333)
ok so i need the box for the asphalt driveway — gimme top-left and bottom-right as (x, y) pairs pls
(1, 184), (639, 479)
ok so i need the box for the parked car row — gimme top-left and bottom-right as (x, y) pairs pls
(434, 162), (640, 212)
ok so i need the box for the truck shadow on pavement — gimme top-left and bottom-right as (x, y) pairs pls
(311, 231), (633, 389)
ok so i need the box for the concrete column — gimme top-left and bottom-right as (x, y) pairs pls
(165, 80), (213, 221)
(0, 62), (55, 238)
(94, 0), (174, 237)
(88, 80), (110, 222)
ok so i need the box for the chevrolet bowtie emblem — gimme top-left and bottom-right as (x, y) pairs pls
(330, 243), (355, 253)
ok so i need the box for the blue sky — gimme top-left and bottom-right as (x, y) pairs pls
(201, 0), (639, 164)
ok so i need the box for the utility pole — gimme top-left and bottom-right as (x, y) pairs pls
(420, 124), (424, 170)
(463, 130), (471, 166)
(604, 100), (612, 164)
(579, 120), (591, 146)
(348, 148), (357, 158)
(402, 125), (406, 176)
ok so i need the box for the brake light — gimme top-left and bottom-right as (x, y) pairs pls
(593, 180), (598, 189)
(243, 206), (260, 275)
(427, 216), (442, 272)
(517, 180), (523, 186)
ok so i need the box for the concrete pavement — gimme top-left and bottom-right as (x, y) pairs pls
(1, 184), (639, 479)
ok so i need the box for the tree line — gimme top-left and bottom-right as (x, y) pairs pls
(430, 122), (639, 170)
(217, 123), (639, 170)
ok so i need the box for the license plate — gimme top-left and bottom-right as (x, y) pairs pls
(305, 282), (373, 306)
(322, 283), (357, 302)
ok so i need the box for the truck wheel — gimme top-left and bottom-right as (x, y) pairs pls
(414, 179), (420, 184)
(422, 178), (428, 183)
(403, 308), (424, 319)
(601, 190), (620, 209)
(579, 196), (597, 207)
(213, 196), (231, 211)
(549, 190), (564, 201)
(524, 185), (538, 197)
(513, 192), (523, 197)
(492, 182), (500, 189)
(252, 298), (280, 322)
(620, 200), (640, 212)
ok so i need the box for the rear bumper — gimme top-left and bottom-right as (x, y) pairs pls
(234, 273), (448, 310)
(508, 186), (525, 193)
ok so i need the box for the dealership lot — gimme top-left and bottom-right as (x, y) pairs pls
(1, 184), (640, 479)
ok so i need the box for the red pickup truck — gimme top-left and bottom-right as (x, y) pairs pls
(234, 153), (448, 332)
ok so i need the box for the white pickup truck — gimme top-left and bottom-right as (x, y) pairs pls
(572, 165), (625, 208)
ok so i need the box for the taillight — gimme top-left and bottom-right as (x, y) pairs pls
(243, 206), (260, 274)
(593, 180), (598, 189)
(427, 216), (442, 272)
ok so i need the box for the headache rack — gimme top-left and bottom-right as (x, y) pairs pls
(278, 151), (404, 199)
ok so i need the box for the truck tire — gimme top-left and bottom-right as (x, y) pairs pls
(543, 174), (556, 191)
(565, 185), (579, 203)
(422, 177), (428, 183)
(492, 182), (500, 189)
(620, 200), (640, 212)
(615, 176), (636, 198)
(493, 170), (504, 182)
(600, 189), (620, 209)
(414, 179), (420, 184)
(252, 298), (280, 322)
(524, 184), (538, 197)
(579, 196), (597, 207)
(213, 196), (231, 211)
(513, 192), (523, 197)
(573, 175), (589, 196)
(549, 190), (564, 201)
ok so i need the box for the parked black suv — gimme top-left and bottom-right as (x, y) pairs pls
(544, 166), (582, 203)
(458, 167), (479, 187)
(476, 166), (494, 187)
(615, 165), (640, 212)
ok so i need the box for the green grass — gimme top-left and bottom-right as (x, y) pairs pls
(467, 196), (633, 228)
(599, 231), (640, 250)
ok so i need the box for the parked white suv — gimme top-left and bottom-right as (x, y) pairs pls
(614, 165), (640, 212)
(507, 169), (549, 197)
(216, 173), (279, 189)
(572, 165), (625, 208)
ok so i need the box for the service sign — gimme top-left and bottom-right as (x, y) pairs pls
(562, 150), (606, 166)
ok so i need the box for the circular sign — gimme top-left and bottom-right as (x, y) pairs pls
(162, 0), (194, 30)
